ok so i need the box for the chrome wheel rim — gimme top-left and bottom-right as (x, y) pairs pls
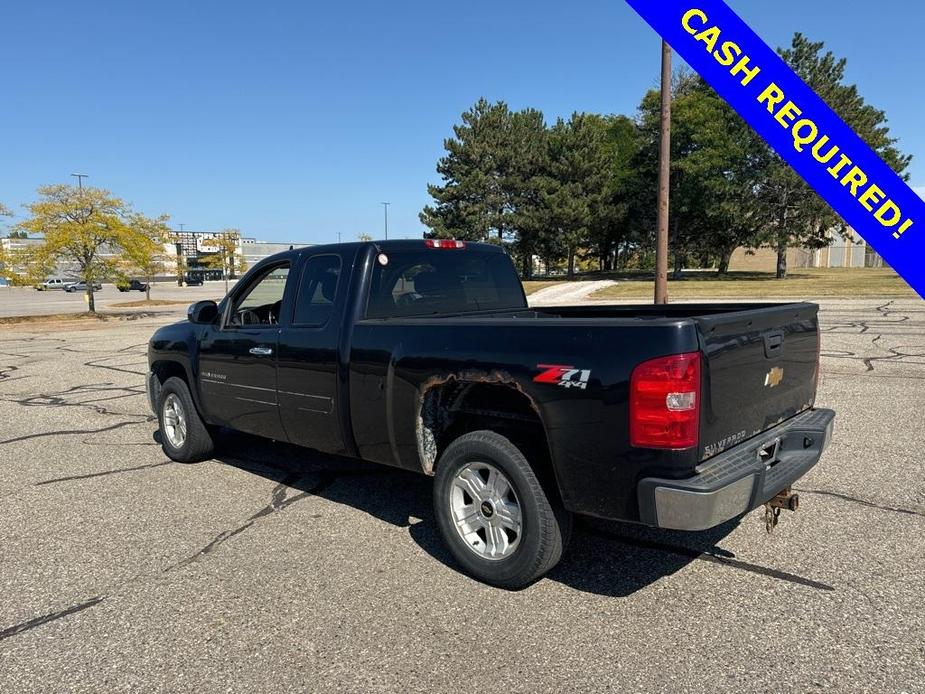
(449, 462), (522, 560)
(162, 393), (187, 448)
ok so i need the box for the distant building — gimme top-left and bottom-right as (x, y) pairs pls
(172, 230), (310, 281)
(1, 231), (311, 283)
(728, 228), (885, 272)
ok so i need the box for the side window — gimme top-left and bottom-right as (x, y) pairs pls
(228, 263), (290, 326)
(293, 255), (341, 327)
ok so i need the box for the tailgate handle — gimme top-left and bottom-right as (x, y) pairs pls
(763, 330), (784, 358)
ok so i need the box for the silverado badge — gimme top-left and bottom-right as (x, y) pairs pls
(764, 366), (784, 388)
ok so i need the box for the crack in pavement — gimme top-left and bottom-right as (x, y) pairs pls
(82, 354), (148, 377)
(34, 461), (173, 486)
(0, 596), (107, 642)
(579, 525), (835, 591)
(0, 420), (147, 446)
(0, 459), (175, 506)
(5, 382), (148, 413)
(0, 363), (32, 386)
(795, 487), (924, 518)
(0, 469), (331, 642)
(820, 301), (925, 375)
(165, 471), (337, 572)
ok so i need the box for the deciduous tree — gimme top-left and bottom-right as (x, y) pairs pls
(122, 213), (173, 301)
(199, 229), (247, 294)
(16, 185), (155, 312)
(759, 34), (912, 277)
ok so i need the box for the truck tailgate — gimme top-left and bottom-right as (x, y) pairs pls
(696, 303), (819, 460)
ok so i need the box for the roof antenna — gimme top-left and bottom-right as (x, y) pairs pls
(289, 245), (293, 250)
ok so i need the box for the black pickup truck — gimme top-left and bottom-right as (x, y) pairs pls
(147, 240), (835, 588)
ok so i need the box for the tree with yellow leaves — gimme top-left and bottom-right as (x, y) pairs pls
(121, 213), (174, 301)
(0, 203), (10, 280)
(16, 184), (169, 313)
(198, 228), (248, 294)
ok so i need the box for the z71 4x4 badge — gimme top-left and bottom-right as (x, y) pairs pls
(533, 364), (591, 390)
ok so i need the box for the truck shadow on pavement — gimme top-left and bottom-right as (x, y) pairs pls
(206, 430), (833, 597)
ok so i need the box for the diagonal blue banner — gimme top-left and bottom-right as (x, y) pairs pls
(626, 0), (924, 299)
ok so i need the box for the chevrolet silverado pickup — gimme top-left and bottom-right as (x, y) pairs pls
(147, 240), (835, 588)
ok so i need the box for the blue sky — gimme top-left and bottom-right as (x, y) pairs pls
(1, 0), (922, 243)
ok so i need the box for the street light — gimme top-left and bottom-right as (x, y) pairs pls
(71, 173), (88, 190)
(381, 202), (390, 240)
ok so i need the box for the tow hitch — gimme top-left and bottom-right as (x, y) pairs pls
(763, 488), (800, 533)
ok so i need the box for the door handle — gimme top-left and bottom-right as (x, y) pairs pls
(249, 346), (273, 356)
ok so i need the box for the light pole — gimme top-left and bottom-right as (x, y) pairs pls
(71, 173), (88, 190)
(654, 40), (671, 305)
(381, 202), (390, 240)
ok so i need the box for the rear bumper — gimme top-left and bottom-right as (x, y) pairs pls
(637, 408), (835, 531)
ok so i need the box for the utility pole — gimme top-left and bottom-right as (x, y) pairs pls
(381, 202), (390, 240)
(71, 173), (88, 190)
(337, 232), (342, 244)
(654, 40), (671, 305)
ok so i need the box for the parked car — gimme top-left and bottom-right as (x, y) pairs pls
(117, 279), (150, 292)
(64, 280), (102, 293)
(147, 240), (835, 588)
(183, 274), (204, 287)
(35, 278), (70, 291)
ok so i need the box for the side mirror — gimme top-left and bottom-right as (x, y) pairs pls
(188, 300), (219, 324)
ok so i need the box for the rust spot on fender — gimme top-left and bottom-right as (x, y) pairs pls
(415, 369), (539, 475)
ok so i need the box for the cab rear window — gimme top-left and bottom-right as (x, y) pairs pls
(365, 250), (525, 318)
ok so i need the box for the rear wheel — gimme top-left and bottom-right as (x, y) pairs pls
(433, 430), (572, 589)
(157, 376), (214, 462)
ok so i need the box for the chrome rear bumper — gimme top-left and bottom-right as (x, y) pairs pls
(637, 408), (835, 531)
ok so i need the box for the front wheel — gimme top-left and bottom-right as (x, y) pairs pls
(157, 376), (214, 462)
(433, 430), (572, 589)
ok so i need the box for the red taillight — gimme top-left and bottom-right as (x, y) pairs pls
(424, 239), (466, 249)
(629, 351), (701, 449)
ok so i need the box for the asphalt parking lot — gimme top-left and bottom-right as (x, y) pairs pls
(0, 298), (922, 692)
(0, 283), (234, 318)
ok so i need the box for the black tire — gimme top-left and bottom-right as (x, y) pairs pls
(433, 430), (572, 589)
(157, 376), (214, 462)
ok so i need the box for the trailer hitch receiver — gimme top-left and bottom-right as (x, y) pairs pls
(763, 487), (800, 533)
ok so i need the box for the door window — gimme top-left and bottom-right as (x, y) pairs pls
(228, 263), (290, 326)
(292, 255), (341, 326)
